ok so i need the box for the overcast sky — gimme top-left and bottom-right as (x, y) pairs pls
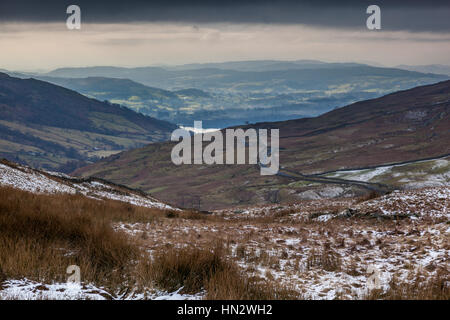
(0, 0), (449, 71)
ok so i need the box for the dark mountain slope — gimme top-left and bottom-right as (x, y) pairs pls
(250, 79), (450, 173)
(74, 80), (450, 209)
(0, 73), (177, 171)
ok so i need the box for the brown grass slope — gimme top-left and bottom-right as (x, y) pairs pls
(0, 186), (294, 299)
(74, 81), (450, 209)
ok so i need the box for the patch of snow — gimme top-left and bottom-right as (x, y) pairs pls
(0, 279), (204, 300)
(151, 288), (204, 300)
(318, 186), (345, 198)
(0, 163), (76, 194)
(298, 190), (321, 200)
(328, 166), (392, 182)
(0, 279), (109, 300)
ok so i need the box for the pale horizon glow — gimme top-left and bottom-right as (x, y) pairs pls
(1, 22), (450, 72)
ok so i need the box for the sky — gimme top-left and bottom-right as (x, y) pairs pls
(0, 0), (449, 71)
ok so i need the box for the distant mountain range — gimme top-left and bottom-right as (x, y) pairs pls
(74, 80), (450, 209)
(395, 64), (450, 77)
(160, 60), (358, 72)
(8, 60), (444, 128)
(0, 72), (177, 172)
(42, 62), (447, 92)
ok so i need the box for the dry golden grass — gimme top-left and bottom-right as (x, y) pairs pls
(1, 183), (448, 300)
(366, 269), (449, 300)
(0, 186), (297, 299)
(355, 190), (383, 204)
(0, 186), (148, 292)
(306, 248), (342, 272)
(147, 244), (229, 294)
(145, 244), (299, 299)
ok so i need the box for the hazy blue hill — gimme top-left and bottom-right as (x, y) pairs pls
(164, 60), (366, 72)
(37, 61), (449, 128)
(34, 76), (212, 121)
(174, 88), (211, 98)
(44, 62), (447, 91)
(39, 76), (179, 100)
(165, 60), (328, 71)
(395, 64), (450, 77)
(46, 66), (168, 80)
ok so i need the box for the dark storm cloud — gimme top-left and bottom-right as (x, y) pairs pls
(0, 0), (449, 32)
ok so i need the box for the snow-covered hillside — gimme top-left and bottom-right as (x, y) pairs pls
(0, 160), (175, 210)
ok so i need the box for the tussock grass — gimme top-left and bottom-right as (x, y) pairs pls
(306, 248), (342, 272)
(356, 190), (382, 204)
(0, 186), (297, 299)
(147, 244), (228, 294)
(2, 184), (447, 300)
(366, 269), (449, 300)
(146, 244), (299, 299)
(0, 186), (161, 292)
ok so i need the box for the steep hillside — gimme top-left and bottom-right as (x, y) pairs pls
(0, 73), (177, 171)
(0, 159), (175, 210)
(250, 79), (450, 174)
(74, 81), (450, 209)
